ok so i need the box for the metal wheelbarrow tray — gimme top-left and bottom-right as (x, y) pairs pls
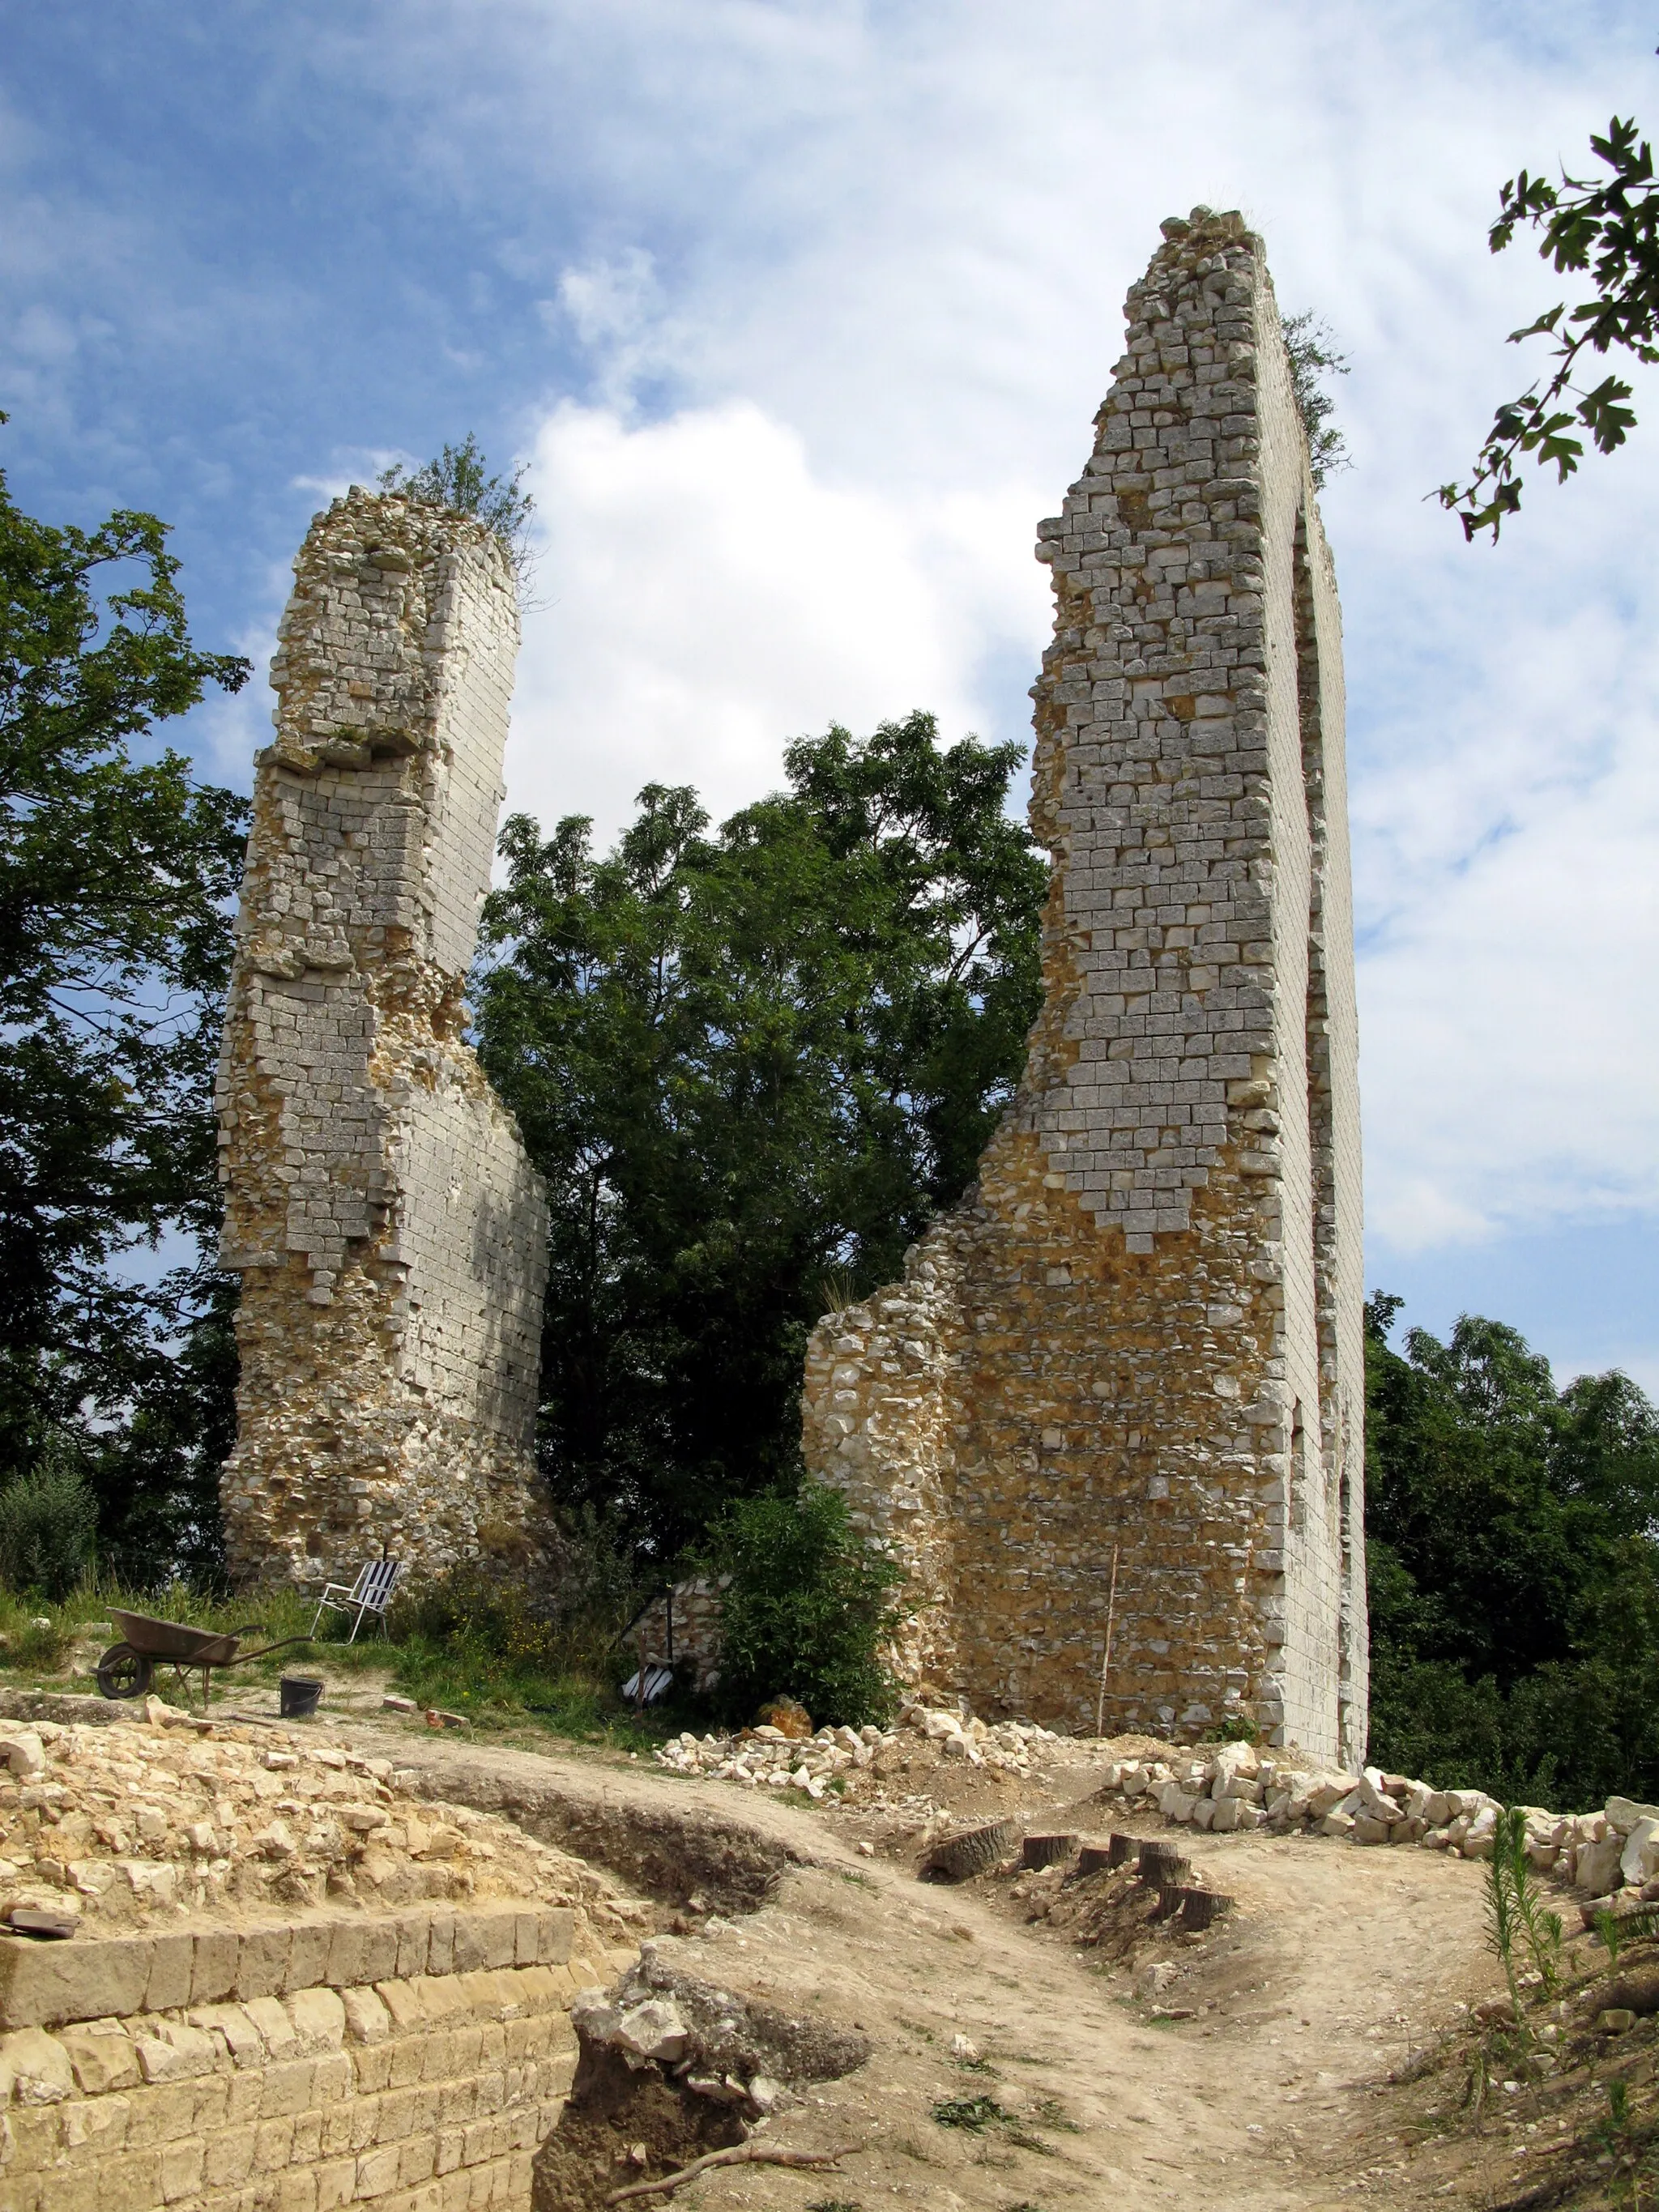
(96, 1608), (313, 1711)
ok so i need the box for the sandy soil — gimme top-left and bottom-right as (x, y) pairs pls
(331, 1716), (1510, 2210)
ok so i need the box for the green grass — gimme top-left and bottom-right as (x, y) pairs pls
(0, 1574), (680, 1752)
(932, 2097), (1015, 2133)
(931, 2098), (1056, 2156)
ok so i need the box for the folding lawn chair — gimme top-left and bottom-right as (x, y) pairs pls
(310, 1558), (403, 1643)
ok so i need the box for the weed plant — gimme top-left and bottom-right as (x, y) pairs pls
(1485, 1805), (1563, 2012)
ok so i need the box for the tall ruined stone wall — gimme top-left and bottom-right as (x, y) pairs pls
(216, 489), (550, 1587)
(803, 210), (1367, 1767)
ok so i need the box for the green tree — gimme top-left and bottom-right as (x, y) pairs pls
(1364, 1295), (1659, 1805)
(0, 423), (250, 1563)
(1439, 106), (1658, 539)
(476, 711), (1046, 1562)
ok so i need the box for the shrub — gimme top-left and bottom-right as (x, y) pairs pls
(384, 1510), (643, 1723)
(701, 1482), (903, 1728)
(0, 1436), (96, 1600)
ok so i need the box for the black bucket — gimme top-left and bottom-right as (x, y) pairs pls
(279, 1676), (323, 1720)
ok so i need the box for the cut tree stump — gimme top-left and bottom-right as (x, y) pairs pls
(1107, 1831), (1138, 1868)
(1077, 1839), (1115, 1877)
(1021, 1832), (1078, 1870)
(923, 1818), (1023, 1882)
(1137, 1842), (1190, 1888)
(1175, 1886), (1234, 1932)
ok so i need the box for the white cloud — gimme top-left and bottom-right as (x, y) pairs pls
(476, 0), (1659, 1277)
(505, 398), (1047, 837)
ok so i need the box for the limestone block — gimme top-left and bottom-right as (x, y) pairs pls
(0, 2026), (74, 2103)
(535, 1908), (575, 1966)
(288, 1988), (348, 2054)
(236, 1926), (293, 2002)
(341, 1987), (392, 2046)
(1622, 1818), (1659, 1888)
(58, 2022), (140, 2096)
(0, 1933), (154, 2029)
(190, 2002), (266, 2069)
(134, 2020), (219, 2083)
(1577, 1833), (1626, 1894)
(145, 1932), (195, 2013)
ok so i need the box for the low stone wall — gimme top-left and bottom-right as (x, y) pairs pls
(0, 1900), (628, 2212)
(625, 1582), (724, 1697)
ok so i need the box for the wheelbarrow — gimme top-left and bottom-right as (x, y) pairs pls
(95, 1609), (315, 1711)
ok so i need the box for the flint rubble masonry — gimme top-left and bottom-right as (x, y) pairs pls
(803, 211), (1366, 1765)
(215, 489), (550, 1587)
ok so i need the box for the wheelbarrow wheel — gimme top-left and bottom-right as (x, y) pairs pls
(96, 1643), (154, 1701)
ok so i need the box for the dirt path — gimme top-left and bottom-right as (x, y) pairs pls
(337, 1720), (1499, 2208)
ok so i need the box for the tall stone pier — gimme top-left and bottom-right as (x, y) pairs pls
(803, 211), (1367, 1765)
(215, 488), (549, 1587)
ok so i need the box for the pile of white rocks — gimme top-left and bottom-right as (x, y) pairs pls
(1101, 1740), (1659, 1903)
(655, 1722), (891, 1797)
(653, 1704), (1066, 1796)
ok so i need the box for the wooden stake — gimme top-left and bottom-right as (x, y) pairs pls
(1094, 1542), (1120, 1739)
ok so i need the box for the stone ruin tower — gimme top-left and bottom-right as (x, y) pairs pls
(215, 488), (549, 1587)
(802, 211), (1367, 1767)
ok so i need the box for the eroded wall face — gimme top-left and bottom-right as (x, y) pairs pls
(216, 490), (550, 1586)
(803, 211), (1366, 1766)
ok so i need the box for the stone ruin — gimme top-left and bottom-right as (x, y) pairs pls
(802, 211), (1367, 1767)
(215, 488), (549, 1588)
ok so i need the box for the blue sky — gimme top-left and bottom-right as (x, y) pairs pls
(5, 1), (1657, 1384)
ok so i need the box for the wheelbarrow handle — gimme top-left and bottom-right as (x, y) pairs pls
(224, 1634), (315, 1666)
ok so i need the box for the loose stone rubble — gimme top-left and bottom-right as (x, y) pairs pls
(1093, 1737), (1659, 1912)
(655, 1703), (1659, 1921)
(801, 207), (1367, 1764)
(654, 1706), (1068, 1802)
(0, 1708), (648, 1941)
(215, 487), (549, 1587)
(571, 1940), (871, 2110)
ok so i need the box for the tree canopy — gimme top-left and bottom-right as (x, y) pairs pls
(476, 711), (1047, 1562)
(1365, 1295), (1659, 1806)
(1440, 108), (1658, 539)
(0, 424), (250, 1573)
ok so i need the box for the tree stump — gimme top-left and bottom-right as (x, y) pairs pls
(922, 1818), (1022, 1882)
(1077, 1839), (1115, 1877)
(1137, 1842), (1190, 1888)
(1175, 1886), (1233, 1932)
(1107, 1832), (1138, 1869)
(1021, 1832), (1078, 1870)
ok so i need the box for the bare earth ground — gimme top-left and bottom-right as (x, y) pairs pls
(311, 1711), (1525, 2211)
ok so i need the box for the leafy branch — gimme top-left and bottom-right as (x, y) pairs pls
(1439, 112), (1657, 539)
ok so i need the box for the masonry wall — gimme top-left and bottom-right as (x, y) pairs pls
(0, 1899), (620, 2212)
(216, 490), (550, 1588)
(802, 210), (1367, 1767)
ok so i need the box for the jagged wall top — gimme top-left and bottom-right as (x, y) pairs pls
(1023, 205), (1323, 1249)
(248, 487), (518, 987)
